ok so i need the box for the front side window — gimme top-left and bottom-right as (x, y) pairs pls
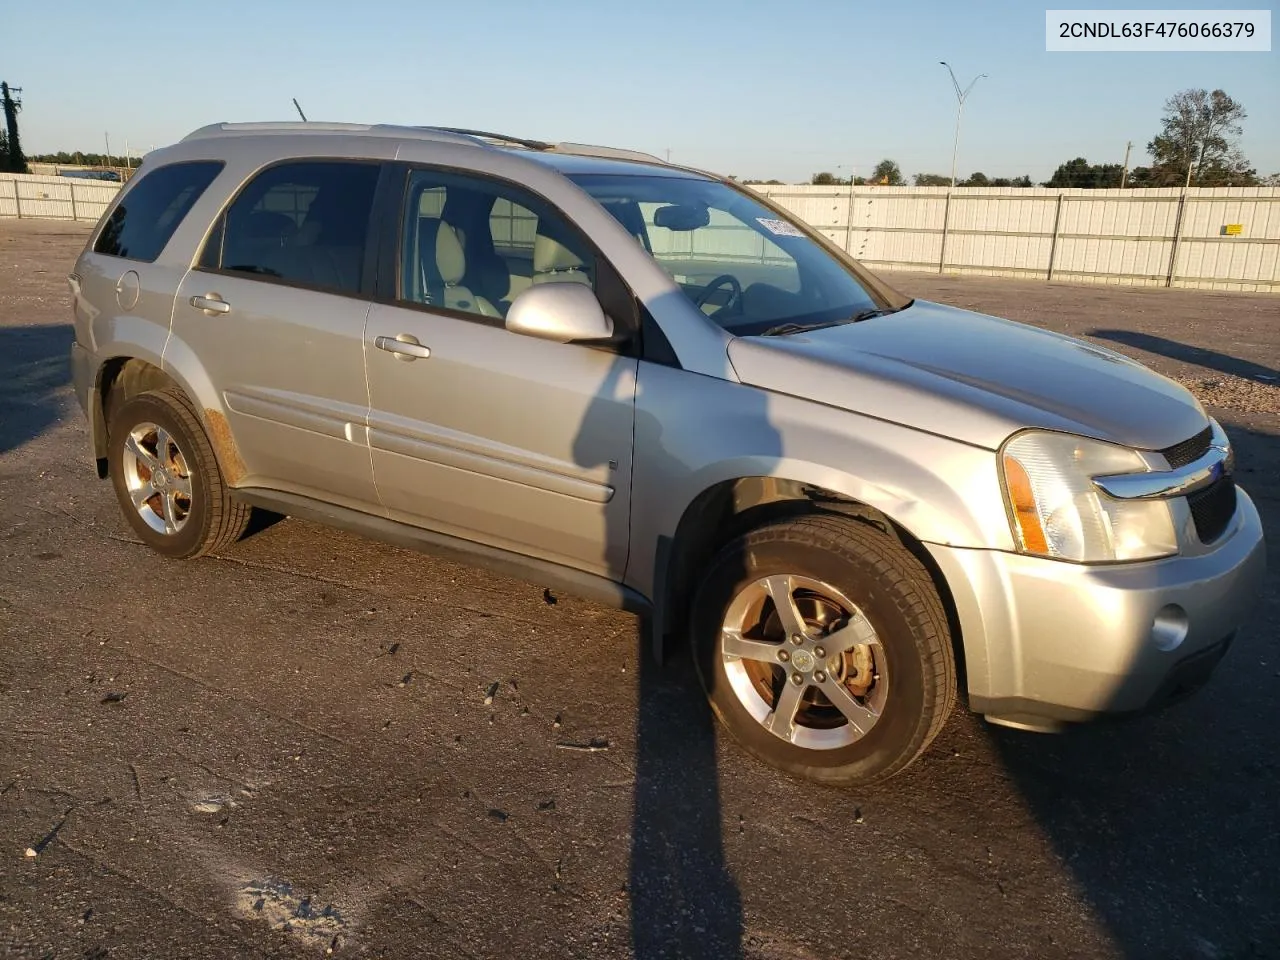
(94, 161), (223, 262)
(200, 160), (379, 296)
(570, 173), (901, 335)
(399, 168), (596, 322)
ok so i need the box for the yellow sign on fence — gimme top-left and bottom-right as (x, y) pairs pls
(1222, 224), (1244, 236)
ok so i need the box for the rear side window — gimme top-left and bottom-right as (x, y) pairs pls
(93, 161), (223, 262)
(199, 160), (380, 297)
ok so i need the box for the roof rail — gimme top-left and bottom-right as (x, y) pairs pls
(549, 142), (667, 164)
(431, 127), (553, 151)
(179, 122), (671, 167)
(180, 122), (485, 147)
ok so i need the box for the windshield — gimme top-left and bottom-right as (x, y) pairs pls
(569, 173), (906, 335)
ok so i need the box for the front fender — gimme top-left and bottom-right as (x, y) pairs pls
(627, 361), (1013, 613)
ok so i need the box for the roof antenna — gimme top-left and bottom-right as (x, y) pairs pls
(292, 98), (308, 122)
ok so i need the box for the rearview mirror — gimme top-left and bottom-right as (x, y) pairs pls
(653, 203), (711, 231)
(505, 283), (614, 343)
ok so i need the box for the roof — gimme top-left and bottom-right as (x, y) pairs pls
(180, 122), (711, 180)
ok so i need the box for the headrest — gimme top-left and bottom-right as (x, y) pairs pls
(534, 232), (584, 274)
(435, 222), (466, 285)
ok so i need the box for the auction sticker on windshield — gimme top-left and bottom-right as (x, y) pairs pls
(757, 218), (807, 238)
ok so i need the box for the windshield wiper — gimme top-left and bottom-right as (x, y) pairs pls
(759, 308), (890, 337)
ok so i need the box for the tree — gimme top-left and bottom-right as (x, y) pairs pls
(960, 172), (990, 186)
(871, 159), (904, 185)
(1261, 172), (1280, 187)
(1045, 157), (1123, 188)
(810, 171), (865, 186)
(913, 173), (951, 186)
(1147, 88), (1256, 186)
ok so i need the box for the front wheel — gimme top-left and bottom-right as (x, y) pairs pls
(691, 515), (955, 785)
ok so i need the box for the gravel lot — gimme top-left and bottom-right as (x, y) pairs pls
(2, 219), (1278, 960)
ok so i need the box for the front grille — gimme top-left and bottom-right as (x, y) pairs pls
(1160, 426), (1212, 468)
(1188, 477), (1237, 543)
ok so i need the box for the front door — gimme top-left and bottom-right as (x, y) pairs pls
(363, 167), (637, 578)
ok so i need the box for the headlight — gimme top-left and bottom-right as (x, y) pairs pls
(1000, 431), (1177, 562)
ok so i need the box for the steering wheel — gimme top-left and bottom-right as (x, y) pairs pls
(693, 274), (743, 313)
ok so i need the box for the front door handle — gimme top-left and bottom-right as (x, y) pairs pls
(375, 334), (431, 361)
(190, 294), (231, 315)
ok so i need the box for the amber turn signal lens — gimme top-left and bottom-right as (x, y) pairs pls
(1003, 453), (1050, 555)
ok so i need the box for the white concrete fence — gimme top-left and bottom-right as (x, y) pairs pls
(752, 184), (1278, 293)
(0, 172), (120, 225)
(1, 171), (1275, 293)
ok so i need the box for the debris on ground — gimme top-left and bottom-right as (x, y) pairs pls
(1177, 373), (1280, 414)
(236, 878), (345, 947)
(542, 588), (557, 605)
(99, 691), (127, 704)
(483, 681), (499, 706)
(555, 737), (611, 752)
(191, 795), (236, 815)
(487, 808), (509, 822)
(24, 808), (71, 858)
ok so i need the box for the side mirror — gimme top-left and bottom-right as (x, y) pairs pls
(505, 283), (614, 344)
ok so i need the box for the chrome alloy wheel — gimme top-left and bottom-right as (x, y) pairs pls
(720, 574), (889, 750)
(120, 421), (194, 536)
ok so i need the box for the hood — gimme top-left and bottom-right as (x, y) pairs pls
(727, 299), (1207, 451)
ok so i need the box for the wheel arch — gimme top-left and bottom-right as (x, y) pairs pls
(92, 352), (239, 486)
(653, 475), (968, 693)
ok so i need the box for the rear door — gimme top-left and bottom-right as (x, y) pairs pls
(171, 159), (383, 510)
(363, 166), (638, 579)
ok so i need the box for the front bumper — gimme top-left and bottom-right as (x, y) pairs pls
(927, 486), (1267, 730)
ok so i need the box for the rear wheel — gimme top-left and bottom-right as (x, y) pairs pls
(691, 515), (955, 785)
(107, 388), (251, 559)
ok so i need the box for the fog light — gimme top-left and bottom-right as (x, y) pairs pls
(1151, 604), (1189, 652)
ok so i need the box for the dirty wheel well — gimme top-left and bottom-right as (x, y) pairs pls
(662, 478), (966, 686)
(94, 358), (180, 475)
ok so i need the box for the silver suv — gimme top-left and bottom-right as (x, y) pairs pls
(69, 122), (1267, 784)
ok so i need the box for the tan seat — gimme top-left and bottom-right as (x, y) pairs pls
(435, 222), (502, 318)
(531, 232), (592, 286)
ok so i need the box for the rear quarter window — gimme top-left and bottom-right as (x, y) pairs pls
(93, 161), (223, 262)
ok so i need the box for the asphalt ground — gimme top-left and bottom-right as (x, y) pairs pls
(2, 218), (1278, 960)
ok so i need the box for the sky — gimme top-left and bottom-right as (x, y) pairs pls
(4, 0), (1277, 183)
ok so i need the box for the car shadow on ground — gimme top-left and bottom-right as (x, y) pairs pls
(987, 416), (1280, 958)
(1091, 329), (1280, 383)
(570, 308), (748, 958)
(0, 324), (73, 455)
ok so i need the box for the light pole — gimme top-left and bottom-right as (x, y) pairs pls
(940, 62), (986, 188)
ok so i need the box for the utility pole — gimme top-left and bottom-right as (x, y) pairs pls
(939, 62), (986, 189)
(104, 131), (112, 171)
(665, 148), (671, 162)
(1120, 140), (1132, 188)
(1184, 140), (1205, 189)
(292, 98), (308, 122)
(0, 81), (26, 174)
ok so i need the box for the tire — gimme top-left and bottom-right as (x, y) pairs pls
(106, 387), (251, 559)
(691, 514), (955, 785)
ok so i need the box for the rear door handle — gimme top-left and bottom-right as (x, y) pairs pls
(190, 294), (231, 315)
(375, 334), (431, 361)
